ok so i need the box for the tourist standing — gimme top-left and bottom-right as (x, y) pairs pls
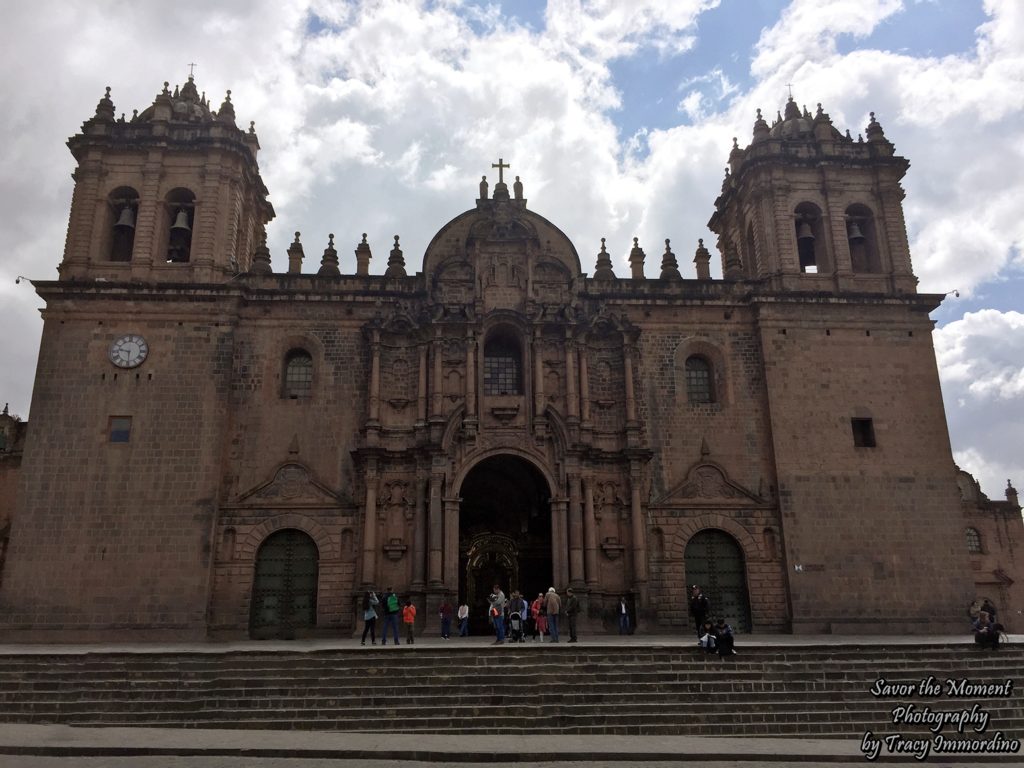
(531, 592), (547, 642)
(439, 596), (453, 639)
(689, 585), (710, 639)
(488, 584), (507, 644)
(457, 601), (470, 636)
(565, 587), (580, 643)
(618, 595), (630, 635)
(402, 597), (417, 645)
(381, 586), (401, 645)
(544, 587), (561, 643)
(360, 590), (379, 646)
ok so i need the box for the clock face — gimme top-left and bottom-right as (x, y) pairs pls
(108, 334), (149, 369)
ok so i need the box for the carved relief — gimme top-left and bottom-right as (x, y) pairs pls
(380, 480), (414, 521)
(593, 481), (625, 521)
(247, 463), (339, 506)
(677, 465), (740, 499)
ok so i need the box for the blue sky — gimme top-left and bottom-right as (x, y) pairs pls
(0, 0), (1021, 498)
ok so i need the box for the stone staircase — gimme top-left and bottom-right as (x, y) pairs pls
(0, 644), (1021, 736)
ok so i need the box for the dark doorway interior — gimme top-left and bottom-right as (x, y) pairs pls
(459, 455), (551, 634)
(684, 528), (752, 632)
(249, 528), (319, 639)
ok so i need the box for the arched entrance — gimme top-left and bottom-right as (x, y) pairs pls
(459, 455), (551, 634)
(249, 528), (319, 639)
(684, 529), (752, 632)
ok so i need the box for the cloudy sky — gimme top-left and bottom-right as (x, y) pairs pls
(0, 0), (1021, 501)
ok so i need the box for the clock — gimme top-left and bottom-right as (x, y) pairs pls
(108, 334), (149, 369)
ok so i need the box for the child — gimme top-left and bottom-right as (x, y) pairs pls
(402, 598), (417, 645)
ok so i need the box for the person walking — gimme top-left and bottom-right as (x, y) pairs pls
(618, 595), (630, 635)
(381, 586), (401, 646)
(457, 601), (470, 636)
(402, 597), (417, 645)
(360, 590), (379, 646)
(439, 596), (453, 639)
(544, 587), (561, 643)
(488, 584), (507, 644)
(565, 587), (580, 643)
(689, 585), (710, 639)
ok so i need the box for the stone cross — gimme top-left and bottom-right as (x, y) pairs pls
(491, 158), (510, 184)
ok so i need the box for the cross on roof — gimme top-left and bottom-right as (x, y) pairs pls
(188, 62), (197, 78)
(785, 82), (793, 98)
(491, 157), (510, 184)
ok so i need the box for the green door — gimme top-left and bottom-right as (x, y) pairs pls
(684, 529), (752, 632)
(249, 529), (319, 639)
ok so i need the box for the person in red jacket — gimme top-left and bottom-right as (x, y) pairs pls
(402, 598), (417, 645)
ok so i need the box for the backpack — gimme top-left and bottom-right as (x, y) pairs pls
(387, 593), (400, 613)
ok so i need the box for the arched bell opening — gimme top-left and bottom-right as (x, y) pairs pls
(458, 454), (551, 634)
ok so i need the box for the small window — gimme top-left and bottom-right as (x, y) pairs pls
(483, 331), (522, 396)
(851, 417), (876, 447)
(685, 356), (714, 404)
(965, 527), (982, 554)
(109, 416), (132, 443)
(284, 350), (313, 399)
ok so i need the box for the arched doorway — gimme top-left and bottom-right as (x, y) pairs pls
(249, 528), (319, 639)
(684, 529), (752, 632)
(459, 455), (551, 634)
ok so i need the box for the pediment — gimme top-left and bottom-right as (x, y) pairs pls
(236, 463), (340, 507)
(653, 462), (764, 507)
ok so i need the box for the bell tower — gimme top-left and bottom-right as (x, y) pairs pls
(708, 97), (916, 294)
(60, 77), (274, 283)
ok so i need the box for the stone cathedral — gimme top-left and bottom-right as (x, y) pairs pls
(0, 77), (1020, 641)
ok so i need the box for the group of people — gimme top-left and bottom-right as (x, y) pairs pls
(486, 585), (581, 644)
(972, 598), (1004, 650)
(359, 587), (419, 645)
(690, 584), (737, 658)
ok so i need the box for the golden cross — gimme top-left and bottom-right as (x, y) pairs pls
(491, 157), (510, 184)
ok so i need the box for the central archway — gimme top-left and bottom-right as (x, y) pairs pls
(459, 455), (552, 634)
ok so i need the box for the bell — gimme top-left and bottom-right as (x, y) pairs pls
(114, 206), (136, 230)
(170, 209), (191, 232)
(847, 221), (865, 242)
(796, 221), (815, 241)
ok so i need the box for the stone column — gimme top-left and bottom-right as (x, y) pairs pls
(623, 340), (637, 427)
(443, 496), (460, 590)
(533, 328), (545, 415)
(465, 329), (476, 422)
(411, 476), (427, 590)
(431, 332), (443, 418)
(566, 334), (579, 421)
(629, 464), (648, 603)
(368, 328), (381, 425)
(428, 473), (444, 586)
(551, 498), (570, 589)
(417, 343), (428, 425)
(583, 477), (598, 587)
(579, 340), (591, 428)
(361, 462), (379, 586)
(568, 474), (584, 587)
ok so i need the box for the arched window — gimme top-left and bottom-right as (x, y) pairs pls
(846, 203), (881, 273)
(107, 186), (139, 262)
(965, 527), (982, 554)
(165, 188), (195, 263)
(794, 202), (826, 274)
(685, 355), (714, 404)
(483, 329), (522, 395)
(283, 349), (313, 399)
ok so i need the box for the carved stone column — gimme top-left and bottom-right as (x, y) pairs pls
(411, 476), (427, 590)
(629, 463), (648, 604)
(368, 328), (381, 425)
(551, 498), (570, 589)
(360, 460), (379, 587)
(431, 331), (443, 419)
(417, 343), (428, 425)
(428, 473), (444, 586)
(568, 474), (584, 587)
(624, 339), (637, 427)
(566, 333), (579, 422)
(579, 339), (591, 429)
(442, 496), (460, 591)
(533, 328), (545, 416)
(465, 328), (477, 425)
(583, 476), (598, 587)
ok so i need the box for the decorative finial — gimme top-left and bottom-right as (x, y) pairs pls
(293, 231), (301, 242)
(104, 86), (111, 98)
(633, 237), (639, 247)
(600, 237), (606, 250)
(665, 238), (671, 249)
(816, 102), (823, 116)
(361, 233), (368, 244)
(594, 237), (615, 280)
(131, 109), (138, 121)
(249, 121), (256, 134)
(699, 238), (704, 247)
(2, 403), (8, 416)
(328, 233), (334, 247)
(163, 81), (170, 95)
(756, 108), (762, 119)
(226, 89), (232, 102)
(732, 136), (738, 149)
(318, 233), (340, 277)
(394, 235), (400, 246)
(386, 235), (407, 277)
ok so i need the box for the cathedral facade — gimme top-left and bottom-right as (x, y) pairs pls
(0, 78), (1017, 641)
